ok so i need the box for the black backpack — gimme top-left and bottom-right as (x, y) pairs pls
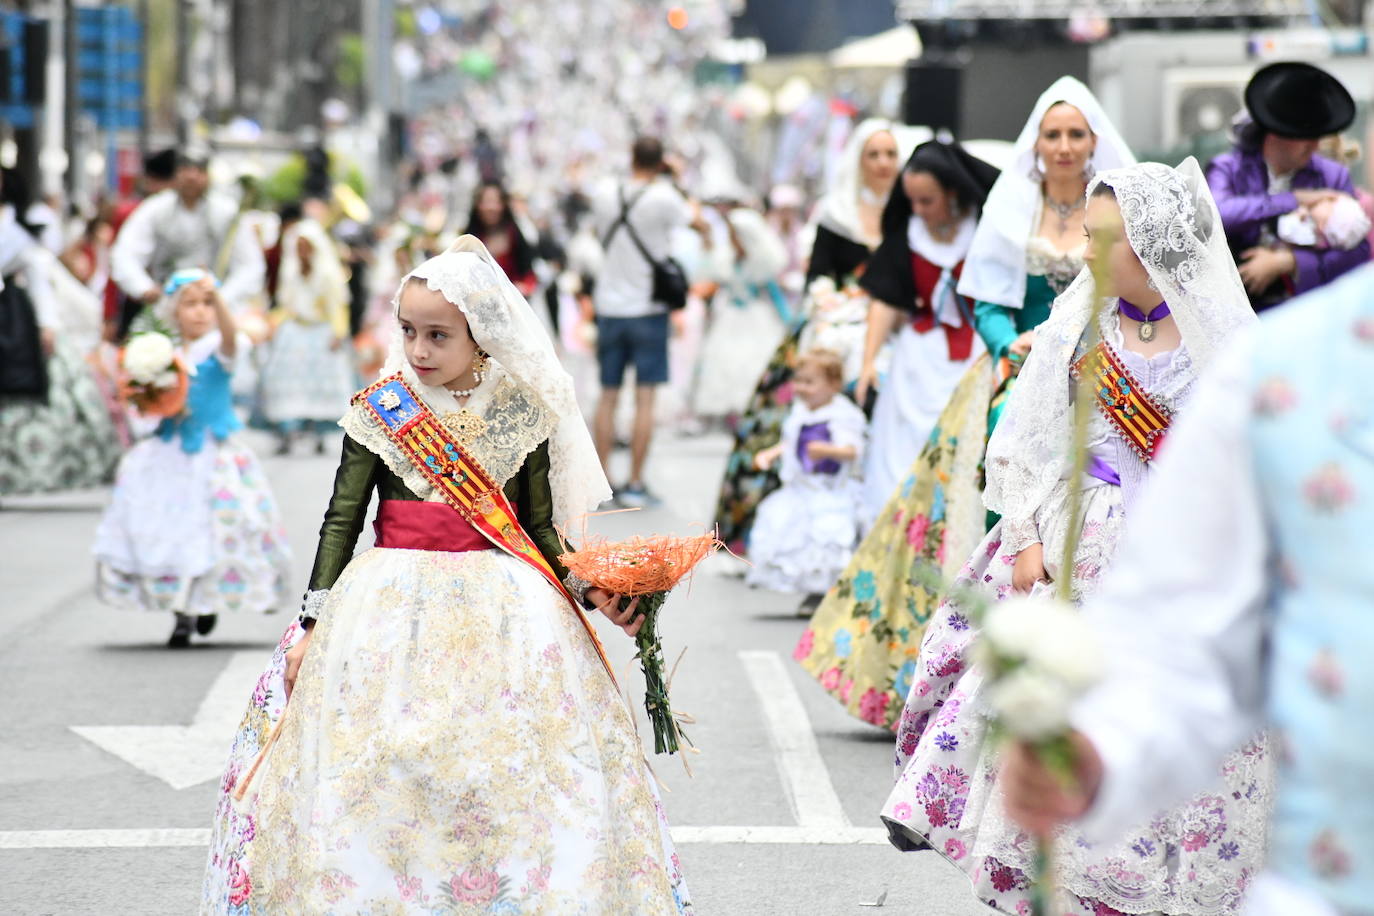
(602, 184), (689, 311)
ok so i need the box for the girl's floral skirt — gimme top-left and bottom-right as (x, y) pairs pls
(879, 487), (1273, 916)
(94, 435), (290, 615)
(200, 546), (691, 915)
(795, 357), (995, 730)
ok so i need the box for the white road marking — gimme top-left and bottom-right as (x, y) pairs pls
(0, 826), (890, 850)
(70, 650), (265, 791)
(738, 649), (849, 828)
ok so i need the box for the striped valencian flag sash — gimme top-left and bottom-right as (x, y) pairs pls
(1070, 342), (1172, 462)
(356, 373), (615, 683)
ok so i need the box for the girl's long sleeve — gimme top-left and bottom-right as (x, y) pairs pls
(300, 434), (380, 625)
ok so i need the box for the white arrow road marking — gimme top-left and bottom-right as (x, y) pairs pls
(70, 651), (264, 791)
(0, 826), (891, 849)
(738, 650), (849, 828)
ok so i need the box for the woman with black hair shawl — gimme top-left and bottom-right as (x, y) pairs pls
(855, 141), (1000, 529)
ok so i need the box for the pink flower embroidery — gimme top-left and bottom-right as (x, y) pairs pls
(1311, 830), (1353, 877)
(526, 865), (551, 893)
(1308, 649), (1344, 698)
(858, 688), (890, 725)
(1252, 375), (1298, 416)
(792, 629), (815, 661)
(1303, 462), (1356, 513)
(227, 860), (252, 907)
(394, 874), (422, 901)
(891, 802), (912, 820)
(913, 679), (931, 698)
(945, 838), (968, 860)
(1181, 830), (1210, 852)
(820, 667), (843, 690)
(893, 508), (906, 529)
(906, 514), (931, 549)
(449, 867), (502, 905)
(840, 678), (854, 703)
(1016, 902), (1032, 916)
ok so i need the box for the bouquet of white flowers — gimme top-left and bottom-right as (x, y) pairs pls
(120, 332), (189, 417)
(976, 594), (1102, 751)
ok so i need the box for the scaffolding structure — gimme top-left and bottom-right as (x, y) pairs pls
(896, 0), (1309, 18)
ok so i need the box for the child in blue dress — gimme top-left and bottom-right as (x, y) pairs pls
(94, 269), (291, 646)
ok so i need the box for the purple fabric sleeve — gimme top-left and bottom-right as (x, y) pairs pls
(1205, 153), (1299, 236)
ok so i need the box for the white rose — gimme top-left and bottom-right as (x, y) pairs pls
(986, 667), (1072, 741)
(982, 596), (1048, 658)
(1024, 615), (1104, 692)
(123, 333), (175, 384)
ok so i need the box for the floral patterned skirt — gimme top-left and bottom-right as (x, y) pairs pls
(794, 357), (996, 729)
(258, 321), (357, 425)
(0, 343), (120, 496)
(880, 486), (1272, 916)
(201, 546), (691, 915)
(93, 435), (291, 615)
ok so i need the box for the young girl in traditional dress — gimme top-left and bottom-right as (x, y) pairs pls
(259, 218), (356, 454)
(881, 160), (1270, 915)
(201, 237), (692, 914)
(746, 348), (866, 596)
(93, 270), (291, 646)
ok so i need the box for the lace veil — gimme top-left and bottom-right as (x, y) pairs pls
(958, 76), (1135, 310)
(384, 235), (611, 526)
(983, 158), (1256, 528)
(277, 219), (349, 323)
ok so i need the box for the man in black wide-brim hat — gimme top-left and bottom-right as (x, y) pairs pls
(1206, 61), (1368, 311)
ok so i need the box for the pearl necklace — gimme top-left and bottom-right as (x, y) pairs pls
(444, 351), (489, 399)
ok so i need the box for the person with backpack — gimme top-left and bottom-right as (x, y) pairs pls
(590, 137), (701, 507)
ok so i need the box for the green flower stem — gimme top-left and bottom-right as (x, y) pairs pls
(620, 591), (685, 755)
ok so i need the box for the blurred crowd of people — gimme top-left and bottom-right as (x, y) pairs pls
(3, 40), (1373, 914)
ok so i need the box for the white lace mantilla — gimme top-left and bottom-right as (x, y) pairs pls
(986, 159), (1255, 528)
(340, 368), (559, 505)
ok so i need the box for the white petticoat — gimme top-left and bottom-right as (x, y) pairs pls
(202, 545), (691, 915)
(747, 475), (862, 594)
(693, 298), (785, 417)
(93, 434), (291, 615)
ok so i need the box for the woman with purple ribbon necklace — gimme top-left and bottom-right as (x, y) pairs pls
(880, 160), (1272, 916)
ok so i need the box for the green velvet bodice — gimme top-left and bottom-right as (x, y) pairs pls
(307, 434), (571, 596)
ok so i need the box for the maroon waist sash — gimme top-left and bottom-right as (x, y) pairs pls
(373, 499), (497, 553)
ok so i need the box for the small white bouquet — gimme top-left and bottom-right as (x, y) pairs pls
(977, 594), (1102, 769)
(973, 593), (1103, 916)
(120, 332), (189, 417)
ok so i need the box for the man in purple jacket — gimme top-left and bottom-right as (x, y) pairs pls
(1206, 61), (1367, 311)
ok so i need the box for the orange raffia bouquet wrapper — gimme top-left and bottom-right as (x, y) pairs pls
(118, 331), (190, 419)
(560, 531), (722, 755)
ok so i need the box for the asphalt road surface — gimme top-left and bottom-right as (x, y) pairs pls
(0, 425), (989, 916)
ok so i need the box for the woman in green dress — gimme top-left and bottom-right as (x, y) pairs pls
(794, 77), (1136, 729)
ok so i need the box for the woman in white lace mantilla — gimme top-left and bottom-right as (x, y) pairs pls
(201, 237), (692, 914)
(880, 160), (1272, 915)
